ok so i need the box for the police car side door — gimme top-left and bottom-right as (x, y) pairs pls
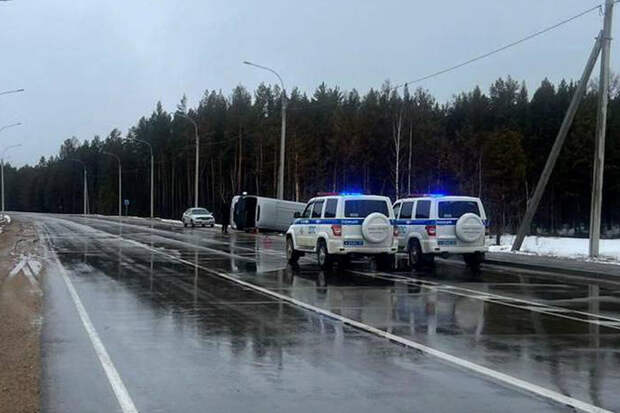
(413, 199), (431, 246)
(296, 202), (314, 248)
(393, 202), (403, 248)
(399, 201), (415, 246)
(308, 199), (325, 248)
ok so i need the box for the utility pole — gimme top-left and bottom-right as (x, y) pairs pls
(279, 91), (286, 200)
(128, 137), (154, 218)
(69, 159), (88, 216)
(589, 0), (614, 257)
(102, 151), (122, 218)
(512, 33), (603, 251)
(178, 113), (200, 207)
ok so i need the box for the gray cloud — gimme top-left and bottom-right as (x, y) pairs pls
(0, 0), (610, 165)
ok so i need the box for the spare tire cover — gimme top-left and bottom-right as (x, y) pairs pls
(362, 212), (391, 243)
(455, 213), (484, 242)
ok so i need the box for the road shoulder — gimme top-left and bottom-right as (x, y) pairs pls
(486, 251), (620, 279)
(0, 217), (43, 413)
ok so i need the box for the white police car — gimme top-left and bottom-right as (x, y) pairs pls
(393, 195), (488, 269)
(286, 193), (398, 270)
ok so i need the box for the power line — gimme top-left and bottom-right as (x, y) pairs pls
(288, 2), (604, 113)
(393, 3), (603, 89)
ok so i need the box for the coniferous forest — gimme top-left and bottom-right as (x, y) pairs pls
(5, 76), (620, 237)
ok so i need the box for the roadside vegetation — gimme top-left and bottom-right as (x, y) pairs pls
(4, 76), (620, 238)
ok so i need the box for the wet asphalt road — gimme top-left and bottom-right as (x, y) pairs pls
(21, 213), (620, 412)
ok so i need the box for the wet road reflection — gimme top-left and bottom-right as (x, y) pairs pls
(33, 214), (620, 412)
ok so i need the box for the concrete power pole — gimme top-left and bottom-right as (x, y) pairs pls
(589, 0), (614, 257)
(512, 33), (603, 251)
(278, 93), (286, 200)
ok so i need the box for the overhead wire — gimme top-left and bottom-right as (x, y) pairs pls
(392, 3), (604, 90)
(286, 2), (604, 111)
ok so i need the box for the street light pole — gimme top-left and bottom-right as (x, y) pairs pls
(1, 144), (22, 217)
(69, 159), (88, 216)
(127, 137), (154, 218)
(178, 113), (200, 207)
(243, 60), (286, 199)
(102, 151), (122, 218)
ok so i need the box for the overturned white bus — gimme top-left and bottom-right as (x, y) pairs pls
(230, 194), (305, 233)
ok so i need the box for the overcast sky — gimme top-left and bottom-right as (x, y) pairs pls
(0, 0), (616, 166)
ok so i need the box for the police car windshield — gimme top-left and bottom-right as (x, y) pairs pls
(344, 200), (388, 218)
(192, 208), (209, 215)
(438, 201), (479, 219)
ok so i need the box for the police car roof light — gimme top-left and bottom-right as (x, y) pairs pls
(407, 193), (446, 198)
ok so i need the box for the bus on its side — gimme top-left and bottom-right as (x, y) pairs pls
(230, 194), (305, 233)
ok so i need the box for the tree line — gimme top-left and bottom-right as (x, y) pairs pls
(4, 76), (620, 238)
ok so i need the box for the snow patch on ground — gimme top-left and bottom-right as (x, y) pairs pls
(0, 214), (11, 224)
(488, 235), (620, 263)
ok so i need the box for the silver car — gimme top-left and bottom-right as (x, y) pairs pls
(182, 208), (215, 228)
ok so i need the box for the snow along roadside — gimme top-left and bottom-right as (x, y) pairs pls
(488, 235), (620, 265)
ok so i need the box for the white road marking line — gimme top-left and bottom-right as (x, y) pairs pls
(52, 215), (620, 331)
(352, 270), (620, 329)
(56, 214), (620, 331)
(42, 232), (139, 413)
(27, 259), (42, 276)
(40, 216), (615, 411)
(118, 236), (610, 413)
(8, 257), (27, 279)
(20, 261), (42, 294)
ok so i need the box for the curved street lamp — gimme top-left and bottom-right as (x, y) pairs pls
(127, 137), (154, 218)
(102, 151), (122, 218)
(243, 60), (286, 199)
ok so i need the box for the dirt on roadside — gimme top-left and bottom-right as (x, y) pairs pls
(0, 218), (43, 413)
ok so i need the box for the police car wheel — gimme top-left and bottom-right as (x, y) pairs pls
(463, 252), (484, 270)
(286, 237), (301, 264)
(408, 239), (423, 269)
(191, 222), (195, 228)
(317, 240), (332, 270)
(183, 222), (187, 228)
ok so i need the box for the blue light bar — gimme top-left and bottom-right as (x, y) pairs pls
(340, 192), (363, 196)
